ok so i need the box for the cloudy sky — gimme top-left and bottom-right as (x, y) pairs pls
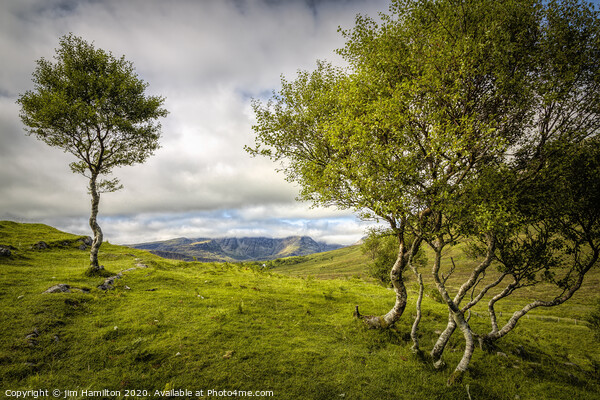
(0, 0), (391, 245)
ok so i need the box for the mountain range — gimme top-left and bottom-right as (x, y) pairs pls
(127, 236), (344, 262)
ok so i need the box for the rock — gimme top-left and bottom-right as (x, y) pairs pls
(25, 328), (39, 347)
(497, 352), (508, 358)
(77, 236), (93, 249)
(79, 236), (93, 246)
(32, 241), (49, 250)
(98, 275), (120, 291)
(25, 330), (38, 339)
(0, 245), (13, 256)
(97, 263), (149, 291)
(43, 284), (71, 293)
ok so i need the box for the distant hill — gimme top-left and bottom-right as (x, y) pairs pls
(127, 236), (344, 262)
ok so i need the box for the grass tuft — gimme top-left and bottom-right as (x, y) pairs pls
(84, 265), (115, 277)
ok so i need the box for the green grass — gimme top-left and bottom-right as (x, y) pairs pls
(273, 240), (600, 322)
(265, 245), (371, 279)
(1, 221), (599, 400)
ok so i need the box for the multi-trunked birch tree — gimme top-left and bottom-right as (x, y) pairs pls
(17, 34), (168, 275)
(248, 0), (600, 383)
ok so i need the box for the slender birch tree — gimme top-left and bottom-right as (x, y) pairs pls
(17, 34), (168, 275)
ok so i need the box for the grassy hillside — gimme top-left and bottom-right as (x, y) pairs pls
(265, 245), (371, 280)
(271, 242), (600, 322)
(1, 221), (599, 399)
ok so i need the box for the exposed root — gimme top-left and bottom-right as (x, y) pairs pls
(478, 335), (498, 353)
(433, 358), (446, 370)
(447, 370), (465, 386)
(410, 344), (422, 355)
(353, 306), (391, 329)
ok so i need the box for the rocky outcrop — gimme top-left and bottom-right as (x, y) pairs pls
(43, 284), (90, 294)
(77, 236), (93, 250)
(32, 241), (49, 250)
(98, 263), (148, 291)
(43, 262), (148, 293)
(43, 284), (72, 293)
(30, 236), (92, 251)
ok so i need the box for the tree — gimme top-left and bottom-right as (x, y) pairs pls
(482, 138), (600, 342)
(248, 0), (600, 381)
(17, 34), (168, 275)
(249, 61), (426, 329)
(249, 0), (535, 343)
(425, 0), (600, 375)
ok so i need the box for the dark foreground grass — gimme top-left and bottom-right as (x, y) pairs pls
(1, 221), (599, 400)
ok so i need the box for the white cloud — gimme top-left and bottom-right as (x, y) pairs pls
(0, 0), (389, 245)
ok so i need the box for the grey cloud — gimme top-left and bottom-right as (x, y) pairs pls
(32, 208), (377, 246)
(1, 0), (389, 244)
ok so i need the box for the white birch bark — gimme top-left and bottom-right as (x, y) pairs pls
(363, 242), (408, 328)
(88, 174), (103, 271)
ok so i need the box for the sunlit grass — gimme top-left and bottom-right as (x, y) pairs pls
(1, 221), (599, 399)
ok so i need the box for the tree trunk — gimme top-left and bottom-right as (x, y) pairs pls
(431, 310), (475, 385)
(408, 236), (425, 351)
(487, 278), (518, 336)
(88, 174), (103, 271)
(362, 242), (408, 329)
(431, 312), (456, 368)
(450, 311), (475, 381)
(410, 272), (424, 352)
(429, 240), (479, 377)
